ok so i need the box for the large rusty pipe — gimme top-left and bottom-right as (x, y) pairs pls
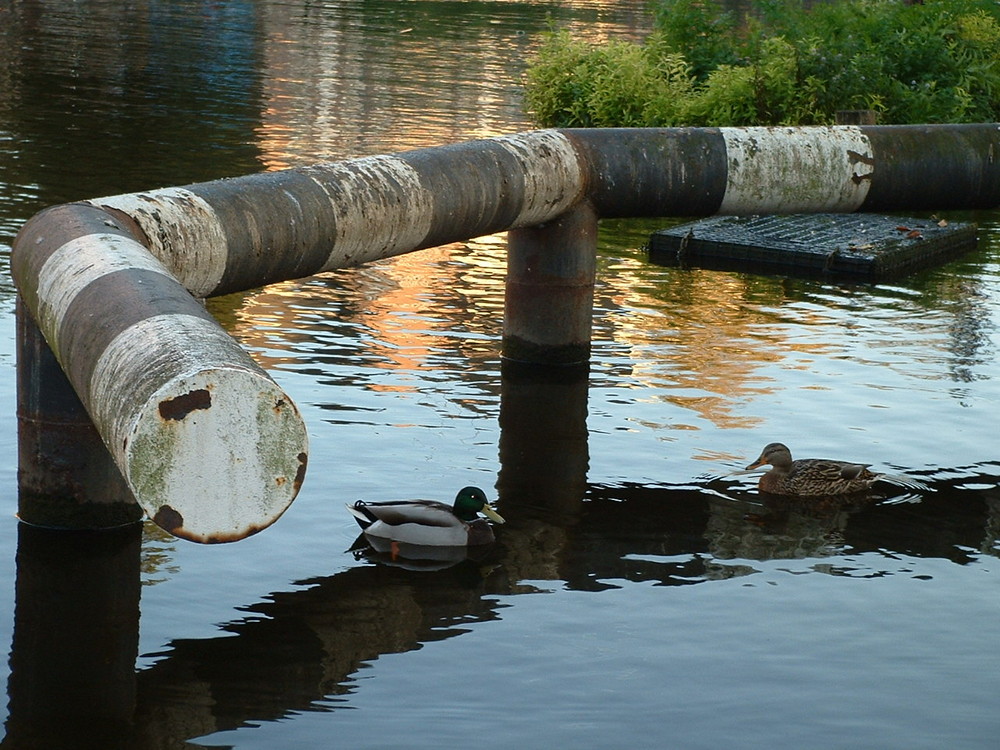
(565, 125), (1000, 216)
(74, 126), (1000, 299)
(86, 131), (587, 298)
(11, 204), (308, 543)
(11, 125), (1000, 542)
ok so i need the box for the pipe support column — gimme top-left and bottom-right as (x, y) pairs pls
(503, 201), (599, 367)
(16, 301), (141, 529)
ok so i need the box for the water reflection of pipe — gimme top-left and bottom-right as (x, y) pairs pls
(984, 490), (1000, 556)
(2, 523), (141, 750)
(496, 360), (590, 522)
(0, 484), (981, 747)
(129, 564), (503, 747)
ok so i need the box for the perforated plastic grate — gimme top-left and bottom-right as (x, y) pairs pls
(647, 214), (977, 280)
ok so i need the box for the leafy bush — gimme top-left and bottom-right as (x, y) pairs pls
(523, 31), (694, 126)
(524, 0), (1000, 126)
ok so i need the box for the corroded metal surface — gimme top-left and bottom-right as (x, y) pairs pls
(16, 304), (142, 529)
(85, 129), (589, 298)
(12, 204), (309, 542)
(11, 124), (1000, 541)
(505, 201), (598, 365)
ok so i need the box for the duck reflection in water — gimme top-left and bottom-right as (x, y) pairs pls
(347, 486), (505, 570)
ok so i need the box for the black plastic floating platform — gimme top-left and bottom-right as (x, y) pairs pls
(647, 214), (977, 281)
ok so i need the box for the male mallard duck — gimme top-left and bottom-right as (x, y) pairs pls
(745, 442), (913, 496)
(346, 486), (505, 546)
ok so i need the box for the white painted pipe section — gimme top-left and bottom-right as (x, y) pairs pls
(719, 126), (875, 213)
(17, 209), (308, 543)
(86, 190), (230, 298)
(89, 313), (307, 543)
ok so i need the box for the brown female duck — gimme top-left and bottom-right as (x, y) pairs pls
(745, 442), (899, 496)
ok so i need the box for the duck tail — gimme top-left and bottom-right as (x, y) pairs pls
(346, 501), (376, 529)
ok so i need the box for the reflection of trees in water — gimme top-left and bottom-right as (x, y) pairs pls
(867, 231), (999, 397)
(0, 0), (266, 215)
(208, 239), (507, 420)
(213, 216), (1000, 441)
(255, 0), (652, 167)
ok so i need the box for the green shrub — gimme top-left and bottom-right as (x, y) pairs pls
(681, 37), (826, 125)
(652, 0), (740, 80)
(524, 0), (1000, 126)
(523, 31), (694, 126)
(523, 31), (597, 127)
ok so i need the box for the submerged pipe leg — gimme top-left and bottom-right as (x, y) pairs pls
(15, 299), (141, 529)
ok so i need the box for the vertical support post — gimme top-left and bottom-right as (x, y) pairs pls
(15, 299), (142, 529)
(503, 200), (598, 367)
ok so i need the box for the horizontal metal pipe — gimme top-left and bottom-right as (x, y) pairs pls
(566, 124), (1000, 216)
(82, 125), (1000, 297)
(87, 130), (587, 297)
(12, 124), (1000, 542)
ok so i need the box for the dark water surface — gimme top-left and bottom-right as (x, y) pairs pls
(1, 1), (998, 748)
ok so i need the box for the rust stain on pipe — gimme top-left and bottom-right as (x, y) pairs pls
(294, 452), (308, 492)
(200, 523), (269, 544)
(158, 388), (212, 421)
(151, 508), (274, 544)
(152, 504), (184, 533)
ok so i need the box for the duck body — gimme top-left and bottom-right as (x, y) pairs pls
(745, 442), (883, 497)
(346, 486), (504, 546)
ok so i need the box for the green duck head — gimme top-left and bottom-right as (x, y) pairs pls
(453, 486), (505, 524)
